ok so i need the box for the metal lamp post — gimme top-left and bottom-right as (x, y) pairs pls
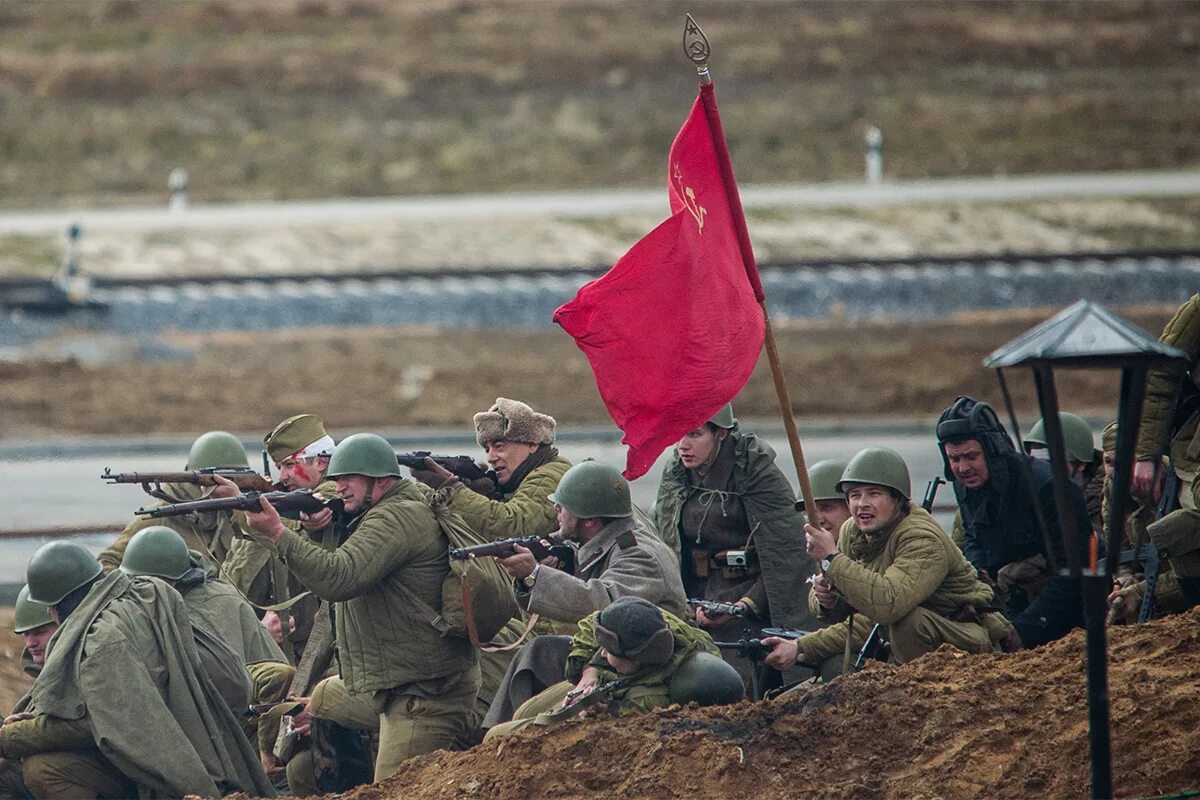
(983, 300), (1187, 800)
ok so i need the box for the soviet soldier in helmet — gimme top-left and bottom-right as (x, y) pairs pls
(122, 526), (294, 775)
(242, 432), (478, 789)
(99, 430), (254, 572)
(763, 447), (1012, 674)
(0, 587), (59, 799)
(654, 404), (815, 689)
(796, 459), (854, 655)
(484, 597), (737, 741)
(937, 396), (1088, 649)
(483, 460), (687, 731)
(0, 542), (273, 799)
(1024, 412), (1105, 536)
(406, 398), (572, 720)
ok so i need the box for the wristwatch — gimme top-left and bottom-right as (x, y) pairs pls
(522, 564), (542, 589)
(820, 553), (838, 573)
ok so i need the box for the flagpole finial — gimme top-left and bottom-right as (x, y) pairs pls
(683, 14), (712, 84)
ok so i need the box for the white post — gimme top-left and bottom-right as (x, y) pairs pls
(168, 167), (189, 213)
(865, 126), (883, 185)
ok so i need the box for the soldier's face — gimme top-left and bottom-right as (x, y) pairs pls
(944, 440), (990, 489)
(846, 484), (902, 534)
(485, 440), (539, 483)
(602, 649), (641, 675)
(22, 622), (58, 664)
(278, 455), (327, 490)
(815, 499), (851, 537)
(676, 426), (720, 469)
(1103, 450), (1116, 479)
(336, 475), (371, 512)
(555, 503), (581, 539)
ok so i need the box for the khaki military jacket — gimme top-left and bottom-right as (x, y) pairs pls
(1137, 294), (1200, 470)
(517, 517), (688, 623)
(271, 479), (476, 694)
(800, 508), (997, 663)
(445, 455), (571, 540)
(179, 572), (287, 666)
(100, 482), (242, 572)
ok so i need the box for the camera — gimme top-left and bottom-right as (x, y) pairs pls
(725, 550), (749, 567)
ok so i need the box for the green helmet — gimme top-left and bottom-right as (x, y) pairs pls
(547, 461), (632, 519)
(796, 459), (849, 511)
(186, 431), (250, 470)
(327, 433), (401, 478)
(121, 526), (191, 581)
(14, 585), (54, 633)
(669, 651), (745, 706)
(836, 446), (911, 500)
(26, 541), (103, 606)
(707, 404), (737, 429)
(1024, 413), (1099, 464)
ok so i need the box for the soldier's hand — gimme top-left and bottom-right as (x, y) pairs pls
(1132, 459), (1162, 501)
(1107, 585), (1140, 624)
(288, 699), (311, 737)
(261, 750), (284, 776)
(811, 574), (839, 609)
(300, 507), (333, 532)
(804, 523), (837, 561)
(497, 544), (538, 580)
(565, 666), (601, 704)
(210, 473), (242, 499)
(1, 712), (33, 727)
(1000, 628), (1024, 652)
(409, 457), (455, 489)
(245, 496), (286, 543)
(762, 637), (800, 670)
(261, 610), (296, 645)
(695, 603), (744, 628)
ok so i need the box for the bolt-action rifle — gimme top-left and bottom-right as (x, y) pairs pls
(135, 489), (340, 520)
(395, 452), (496, 485)
(102, 466), (279, 494)
(448, 535), (575, 574)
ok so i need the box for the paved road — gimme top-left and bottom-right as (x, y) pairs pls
(2, 169), (1198, 235)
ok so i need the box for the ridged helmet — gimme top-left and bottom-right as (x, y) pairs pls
(669, 651), (745, 706)
(836, 446), (912, 500)
(14, 585), (54, 633)
(26, 541), (103, 606)
(707, 404), (737, 430)
(547, 461), (632, 519)
(121, 526), (192, 581)
(186, 431), (250, 470)
(327, 433), (401, 478)
(935, 396), (1016, 480)
(796, 459), (849, 511)
(1024, 413), (1100, 465)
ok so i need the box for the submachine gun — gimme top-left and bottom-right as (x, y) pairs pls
(713, 628), (813, 701)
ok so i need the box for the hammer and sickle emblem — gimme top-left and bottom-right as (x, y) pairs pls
(673, 162), (707, 234)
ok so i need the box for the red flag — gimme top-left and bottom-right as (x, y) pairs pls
(553, 83), (765, 480)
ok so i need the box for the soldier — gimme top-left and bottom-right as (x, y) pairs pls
(1024, 412), (1105, 536)
(121, 526), (294, 773)
(1131, 293), (1200, 607)
(653, 405), (815, 688)
(763, 447), (1011, 673)
(0, 542), (272, 799)
(99, 430), (253, 571)
(224, 414), (342, 662)
(407, 398), (572, 718)
(483, 461), (687, 729)
(937, 396), (1088, 649)
(797, 459), (852, 539)
(0, 588), (57, 800)
(484, 597), (737, 740)
(241, 433), (479, 785)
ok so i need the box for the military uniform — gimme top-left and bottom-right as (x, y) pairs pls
(5, 552), (273, 799)
(264, 471), (479, 781)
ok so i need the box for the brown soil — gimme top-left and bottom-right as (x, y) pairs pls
(0, 609), (34, 714)
(243, 607), (1200, 800)
(0, 306), (1176, 441)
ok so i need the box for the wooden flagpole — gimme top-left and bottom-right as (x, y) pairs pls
(683, 15), (818, 516)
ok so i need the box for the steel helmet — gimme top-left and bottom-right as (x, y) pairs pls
(121, 526), (192, 581)
(1024, 413), (1100, 464)
(186, 431), (250, 470)
(327, 433), (401, 478)
(836, 446), (912, 500)
(547, 461), (632, 519)
(26, 541), (103, 606)
(14, 585), (54, 633)
(669, 651), (745, 706)
(707, 404), (737, 430)
(796, 459), (849, 511)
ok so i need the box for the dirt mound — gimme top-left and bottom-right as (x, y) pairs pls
(336, 609), (1200, 800)
(0, 609), (34, 713)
